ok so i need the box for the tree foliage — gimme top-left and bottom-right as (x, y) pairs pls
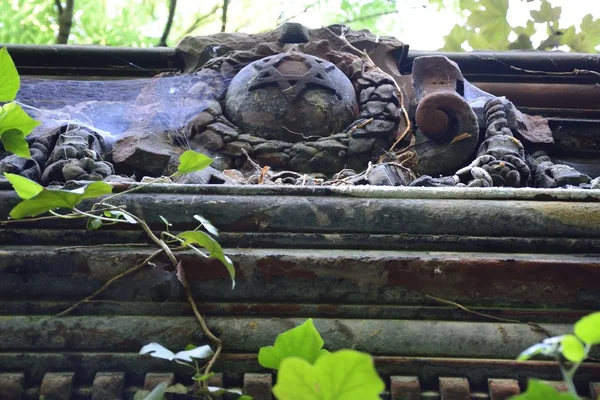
(432, 0), (600, 52)
(0, 0), (598, 52)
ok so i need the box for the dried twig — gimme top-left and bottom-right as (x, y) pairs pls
(426, 294), (554, 337)
(57, 249), (164, 316)
(484, 56), (600, 80)
(346, 117), (374, 137)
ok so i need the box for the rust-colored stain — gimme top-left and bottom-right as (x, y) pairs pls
(248, 322), (257, 331)
(256, 258), (316, 283)
(383, 257), (600, 305)
(183, 257), (244, 283)
(229, 214), (270, 232)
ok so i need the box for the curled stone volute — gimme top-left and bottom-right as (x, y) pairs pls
(412, 56), (479, 176)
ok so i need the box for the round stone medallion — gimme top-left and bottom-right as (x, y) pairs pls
(224, 52), (358, 141)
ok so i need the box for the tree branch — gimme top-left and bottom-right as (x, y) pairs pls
(221, 0), (230, 32)
(341, 9), (397, 25)
(158, 0), (177, 46)
(182, 4), (219, 36)
(277, 0), (319, 26)
(55, 0), (74, 44)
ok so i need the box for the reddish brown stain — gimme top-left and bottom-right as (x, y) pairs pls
(384, 257), (600, 305)
(256, 258), (317, 283)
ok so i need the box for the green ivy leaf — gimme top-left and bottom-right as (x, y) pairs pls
(560, 334), (586, 363)
(76, 181), (113, 200)
(4, 172), (42, 199)
(0, 129), (30, 158)
(574, 312), (600, 345)
(87, 218), (103, 230)
(176, 230), (235, 288)
(272, 350), (384, 400)
(175, 150), (213, 175)
(0, 47), (20, 102)
(192, 372), (215, 382)
(0, 102), (40, 137)
(512, 379), (578, 400)
(530, 0), (561, 25)
(258, 319), (328, 370)
(9, 181), (113, 219)
(164, 384), (188, 394)
(194, 214), (219, 236)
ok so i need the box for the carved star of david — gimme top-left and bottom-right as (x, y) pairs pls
(248, 54), (342, 103)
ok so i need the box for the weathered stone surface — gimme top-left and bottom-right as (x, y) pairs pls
(364, 119), (396, 137)
(92, 372), (125, 400)
(0, 373), (24, 400)
(61, 157), (114, 181)
(185, 110), (215, 136)
(254, 151), (290, 167)
(173, 166), (233, 184)
(40, 372), (74, 400)
(243, 373), (272, 400)
(191, 129), (225, 151)
(0, 154), (41, 182)
(348, 138), (376, 155)
(367, 164), (411, 186)
(224, 52), (358, 140)
(112, 130), (177, 176)
(466, 82), (553, 144)
(412, 56), (480, 176)
(530, 151), (591, 188)
(410, 175), (457, 187)
(362, 101), (388, 116)
(224, 141), (254, 157)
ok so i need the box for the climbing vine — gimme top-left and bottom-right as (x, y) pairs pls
(0, 47), (40, 158)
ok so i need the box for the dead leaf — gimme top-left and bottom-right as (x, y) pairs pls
(258, 166), (270, 184)
(450, 132), (472, 145)
(176, 260), (188, 288)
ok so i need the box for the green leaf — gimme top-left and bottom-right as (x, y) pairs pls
(104, 210), (137, 224)
(1, 129), (30, 158)
(194, 214), (219, 236)
(272, 350), (385, 400)
(175, 150), (213, 175)
(164, 384), (188, 394)
(238, 396), (253, 400)
(530, 0), (561, 25)
(4, 172), (42, 199)
(9, 189), (83, 219)
(8, 182), (113, 219)
(574, 312), (600, 345)
(87, 218), (103, 230)
(192, 372), (215, 382)
(77, 181), (113, 200)
(512, 379), (578, 400)
(560, 334), (586, 363)
(258, 319), (327, 370)
(177, 230), (235, 288)
(0, 47), (20, 102)
(0, 102), (40, 137)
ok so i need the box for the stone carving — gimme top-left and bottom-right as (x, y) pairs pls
(412, 56), (479, 176)
(42, 126), (113, 184)
(224, 52), (358, 140)
(456, 98), (531, 188)
(1, 23), (596, 190)
(529, 150), (591, 188)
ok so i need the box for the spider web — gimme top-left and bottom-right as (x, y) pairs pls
(15, 69), (231, 147)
